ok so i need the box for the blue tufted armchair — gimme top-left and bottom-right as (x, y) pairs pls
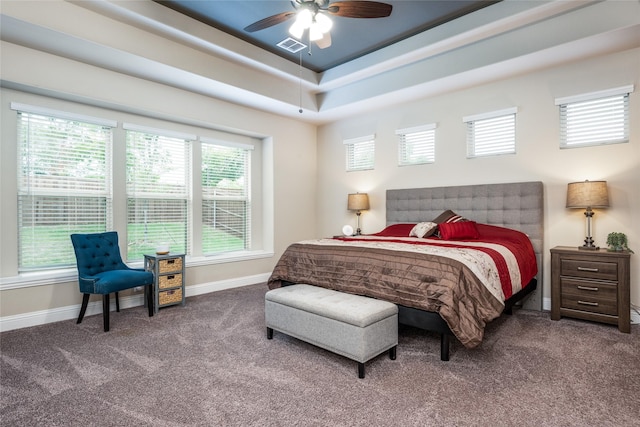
(70, 231), (154, 332)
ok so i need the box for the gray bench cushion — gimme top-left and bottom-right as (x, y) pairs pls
(265, 284), (397, 328)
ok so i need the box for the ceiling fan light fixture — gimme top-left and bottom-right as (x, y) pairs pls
(309, 23), (323, 41)
(315, 13), (333, 33)
(296, 9), (313, 29)
(289, 20), (305, 39)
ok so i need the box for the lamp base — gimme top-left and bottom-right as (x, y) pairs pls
(578, 245), (599, 251)
(578, 236), (599, 250)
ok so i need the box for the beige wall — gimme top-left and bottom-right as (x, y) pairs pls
(317, 48), (640, 309)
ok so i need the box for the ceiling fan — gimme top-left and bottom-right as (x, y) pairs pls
(243, 0), (393, 49)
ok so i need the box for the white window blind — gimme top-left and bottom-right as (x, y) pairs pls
(15, 109), (113, 271)
(396, 124), (436, 166)
(201, 138), (252, 255)
(125, 127), (191, 261)
(344, 135), (375, 171)
(464, 108), (517, 158)
(556, 86), (632, 148)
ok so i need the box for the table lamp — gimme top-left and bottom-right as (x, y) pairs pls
(566, 180), (609, 250)
(347, 193), (370, 236)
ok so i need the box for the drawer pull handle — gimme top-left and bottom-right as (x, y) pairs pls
(577, 267), (598, 272)
(167, 260), (175, 264)
(577, 300), (599, 307)
(167, 275), (175, 280)
(577, 285), (599, 292)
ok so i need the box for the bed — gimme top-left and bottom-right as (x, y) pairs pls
(268, 181), (544, 360)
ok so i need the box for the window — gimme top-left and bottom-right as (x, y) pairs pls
(201, 138), (253, 255)
(464, 107), (517, 158)
(4, 95), (269, 281)
(125, 124), (193, 261)
(555, 85), (633, 148)
(344, 135), (375, 171)
(13, 103), (115, 271)
(396, 124), (436, 166)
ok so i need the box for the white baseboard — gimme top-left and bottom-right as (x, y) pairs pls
(0, 273), (271, 332)
(3, 280), (632, 332)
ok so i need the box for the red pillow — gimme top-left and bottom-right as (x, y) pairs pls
(372, 223), (416, 237)
(438, 221), (479, 240)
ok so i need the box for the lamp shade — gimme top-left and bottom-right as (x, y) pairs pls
(566, 180), (609, 208)
(348, 193), (370, 211)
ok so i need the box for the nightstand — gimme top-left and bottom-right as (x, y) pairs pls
(551, 246), (630, 333)
(144, 253), (186, 314)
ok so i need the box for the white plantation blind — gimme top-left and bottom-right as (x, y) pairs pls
(15, 109), (113, 271)
(556, 86), (632, 148)
(464, 108), (517, 158)
(126, 127), (192, 261)
(344, 135), (375, 171)
(201, 138), (252, 254)
(396, 124), (436, 165)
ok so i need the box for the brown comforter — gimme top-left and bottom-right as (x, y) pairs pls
(267, 240), (514, 348)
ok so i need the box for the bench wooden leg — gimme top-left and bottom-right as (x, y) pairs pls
(389, 345), (397, 360)
(267, 327), (273, 339)
(358, 362), (365, 379)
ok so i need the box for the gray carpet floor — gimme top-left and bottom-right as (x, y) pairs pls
(1, 283), (639, 426)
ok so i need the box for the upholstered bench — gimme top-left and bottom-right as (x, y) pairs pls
(265, 284), (398, 378)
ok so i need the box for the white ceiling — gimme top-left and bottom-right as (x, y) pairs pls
(1, 0), (639, 124)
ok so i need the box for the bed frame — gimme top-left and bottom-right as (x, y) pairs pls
(386, 181), (544, 360)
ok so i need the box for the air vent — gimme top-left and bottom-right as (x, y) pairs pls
(277, 37), (307, 53)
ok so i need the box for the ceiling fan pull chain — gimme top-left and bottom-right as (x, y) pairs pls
(298, 52), (303, 114)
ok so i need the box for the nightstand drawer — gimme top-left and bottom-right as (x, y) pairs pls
(560, 278), (617, 316)
(560, 259), (617, 281)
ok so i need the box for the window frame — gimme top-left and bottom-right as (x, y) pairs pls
(463, 107), (517, 158)
(344, 134), (375, 172)
(12, 102), (116, 272)
(200, 137), (254, 256)
(555, 85), (633, 149)
(396, 123), (436, 166)
(124, 123), (194, 262)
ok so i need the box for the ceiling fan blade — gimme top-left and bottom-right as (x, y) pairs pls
(243, 11), (296, 32)
(327, 1), (392, 18)
(315, 32), (332, 49)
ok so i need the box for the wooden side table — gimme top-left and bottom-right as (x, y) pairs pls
(550, 246), (631, 332)
(144, 253), (186, 314)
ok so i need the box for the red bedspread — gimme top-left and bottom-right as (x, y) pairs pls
(334, 223), (537, 300)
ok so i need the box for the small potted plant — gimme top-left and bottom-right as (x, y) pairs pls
(606, 232), (634, 253)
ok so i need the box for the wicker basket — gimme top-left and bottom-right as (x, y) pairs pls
(158, 273), (182, 290)
(159, 257), (182, 273)
(159, 288), (183, 306)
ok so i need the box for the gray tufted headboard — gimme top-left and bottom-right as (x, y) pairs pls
(386, 181), (544, 310)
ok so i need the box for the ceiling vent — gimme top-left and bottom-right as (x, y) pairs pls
(277, 37), (307, 53)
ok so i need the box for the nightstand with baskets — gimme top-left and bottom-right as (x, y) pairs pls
(144, 253), (186, 314)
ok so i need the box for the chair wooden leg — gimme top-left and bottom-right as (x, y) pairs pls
(77, 294), (90, 324)
(147, 284), (154, 317)
(115, 292), (120, 312)
(103, 294), (110, 332)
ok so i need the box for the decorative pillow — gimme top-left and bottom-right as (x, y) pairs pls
(409, 222), (438, 238)
(438, 221), (480, 240)
(372, 223), (416, 237)
(432, 209), (467, 224)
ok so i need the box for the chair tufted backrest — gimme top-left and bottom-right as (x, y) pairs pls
(70, 232), (129, 277)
